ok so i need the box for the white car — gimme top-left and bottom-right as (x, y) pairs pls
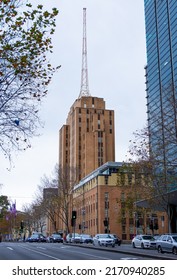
(132, 234), (153, 249)
(66, 233), (81, 243)
(93, 234), (115, 247)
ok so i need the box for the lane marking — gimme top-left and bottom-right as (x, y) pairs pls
(17, 245), (61, 260)
(6, 247), (13, 251)
(60, 248), (112, 260)
(37, 246), (46, 250)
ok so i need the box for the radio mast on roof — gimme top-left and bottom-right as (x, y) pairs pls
(78, 8), (91, 98)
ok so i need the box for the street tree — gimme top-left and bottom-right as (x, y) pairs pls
(0, 0), (60, 160)
(21, 204), (34, 236)
(33, 164), (79, 235)
(0, 195), (10, 234)
(127, 119), (177, 233)
(33, 173), (60, 233)
(57, 164), (79, 234)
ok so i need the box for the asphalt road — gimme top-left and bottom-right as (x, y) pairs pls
(0, 242), (177, 260)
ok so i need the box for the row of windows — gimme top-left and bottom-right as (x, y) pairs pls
(78, 108), (113, 116)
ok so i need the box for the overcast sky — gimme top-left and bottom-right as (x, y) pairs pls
(1, 0), (147, 210)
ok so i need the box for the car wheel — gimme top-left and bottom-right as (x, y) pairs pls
(157, 246), (163, 254)
(173, 247), (177, 255)
(132, 242), (136, 248)
(98, 241), (101, 246)
(141, 243), (144, 249)
(112, 244), (115, 247)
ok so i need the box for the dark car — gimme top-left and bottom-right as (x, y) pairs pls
(48, 234), (63, 243)
(109, 234), (122, 246)
(28, 233), (47, 242)
(80, 234), (93, 244)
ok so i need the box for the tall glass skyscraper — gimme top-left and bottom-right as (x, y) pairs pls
(144, 0), (177, 231)
(144, 0), (177, 176)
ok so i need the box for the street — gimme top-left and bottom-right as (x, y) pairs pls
(0, 242), (177, 260)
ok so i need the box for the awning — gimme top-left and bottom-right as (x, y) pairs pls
(135, 189), (177, 211)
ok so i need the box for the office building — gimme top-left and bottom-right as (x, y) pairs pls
(59, 96), (115, 183)
(59, 9), (115, 183)
(144, 0), (177, 231)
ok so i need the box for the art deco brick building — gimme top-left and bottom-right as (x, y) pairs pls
(59, 96), (115, 183)
(59, 9), (115, 183)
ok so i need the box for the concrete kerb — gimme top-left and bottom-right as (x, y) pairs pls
(63, 242), (177, 260)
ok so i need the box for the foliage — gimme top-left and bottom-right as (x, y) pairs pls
(0, 195), (10, 213)
(30, 164), (79, 234)
(57, 164), (79, 233)
(0, 0), (60, 160)
(0, 195), (10, 234)
(126, 120), (177, 232)
(32, 172), (59, 233)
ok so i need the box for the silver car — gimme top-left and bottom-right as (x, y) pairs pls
(93, 234), (115, 247)
(156, 234), (177, 255)
(66, 233), (81, 243)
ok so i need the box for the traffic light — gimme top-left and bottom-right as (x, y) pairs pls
(103, 219), (108, 227)
(154, 222), (158, 230)
(149, 221), (153, 230)
(20, 221), (24, 230)
(71, 218), (76, 227)
(72, 210), (77, 220)
(135, 219), (140, 228)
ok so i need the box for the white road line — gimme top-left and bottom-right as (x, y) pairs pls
(62, 248), (112, 260)
(6, 247), (13, 251)
(17, 245), (61, 260)
(37, 246), (46, 250)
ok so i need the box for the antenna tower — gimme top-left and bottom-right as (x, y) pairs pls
(78, 8), (91, 98)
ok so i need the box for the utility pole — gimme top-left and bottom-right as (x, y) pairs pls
(78, 8), (91, 98)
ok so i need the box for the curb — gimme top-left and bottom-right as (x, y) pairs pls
(63, 242), (177, 260)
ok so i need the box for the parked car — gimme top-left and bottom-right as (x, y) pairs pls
(150, 235), (161, 248)
(80, 234), (93, 244)
(132, 234), (153, 249)
(28, 233), (47, 243)
(93, 234), (115, 247)
(48, 233), (63, 243)
(66, 233), (81, 243)
(109, 234), (121, 246)
(156, 234), (177, 255)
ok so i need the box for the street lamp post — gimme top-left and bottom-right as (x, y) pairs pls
(134, 212), (138, 235)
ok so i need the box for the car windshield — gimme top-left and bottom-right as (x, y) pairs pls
(100, 234), (112, 239)
(73, 233), (80, 237)
(172, 236), (177, 242)
(81, 235), (90, 238)
(152, 235), (160, 240)
(31, 234), (39, 238)
(142, 235), (152, 240)
(110, 234), (117, 238)
(52, 234), (61, 237)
